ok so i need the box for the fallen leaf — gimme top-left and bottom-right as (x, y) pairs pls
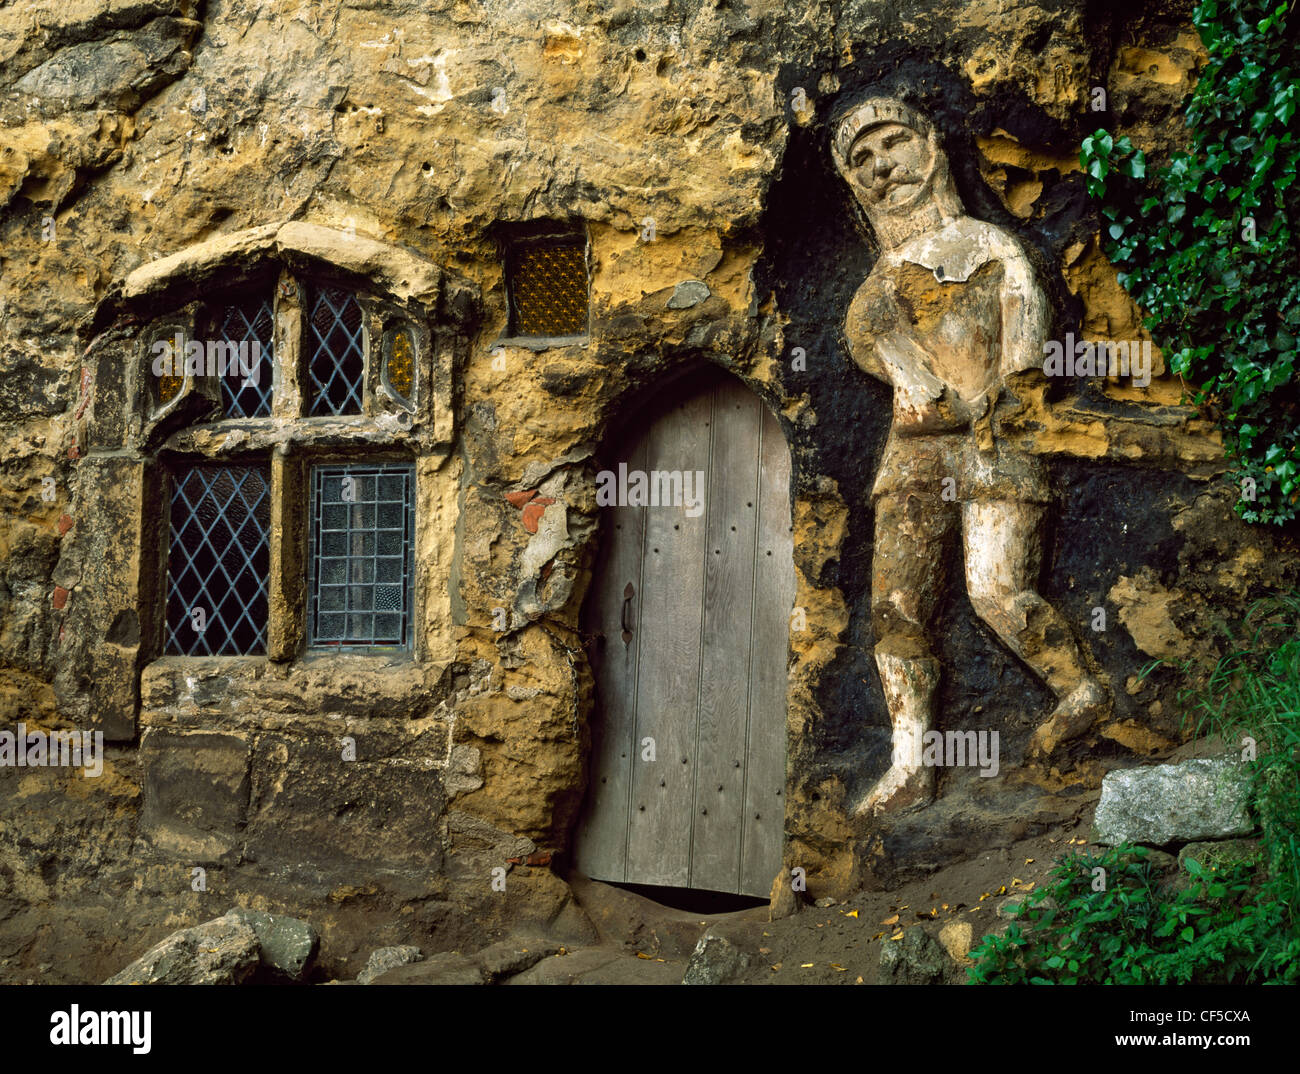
(941, 904), (949, 911)
(830, 963), (847, 971)
(759, 947), (771, 955)
(771, 963), (782, 971)
(881, 913), (899, 925)
(979, 892), (991, 901)
(800, 963), (814, 968)
(1023, 882), (1035, 891)
(655, 958), (665, 963)
(1025, 858), (1035, 864)
(871, 931), (885, 940)
(997, 885), (1007, 895)
(635, 952), (652, 959)
(890, 931), (904, 941)
(856, 976), (864, 984)
(846, 909), (859, 918)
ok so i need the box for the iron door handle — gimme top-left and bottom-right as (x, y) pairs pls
(621, 582), (635, 645)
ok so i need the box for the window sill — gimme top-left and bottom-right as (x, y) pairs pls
(492, 334), (589, 352)
(159, 413), (421, 456)
(140, 651), (434, 722)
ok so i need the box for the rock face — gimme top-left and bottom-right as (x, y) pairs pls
(105, 916), (262, 986)
(1, 0), (1298, 982)
(1093, 759), (1255, 846)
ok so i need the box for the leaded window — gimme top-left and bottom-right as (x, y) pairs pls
(165, 464), (271, 655)
(308, 463), (415, 649)
(216, 297), (275, 417)
(307, 287), (366, 416)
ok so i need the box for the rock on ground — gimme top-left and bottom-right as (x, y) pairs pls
(370, 936), (563, 984)
(358, 944), (424, 985)
(879, 927), (951, 986)
(682, 932), (751, 985)
(105, 917), (262, 985)
(223, 908), (319, 982)
(768, 869), (800, 922)
(1093, 758), (1255, 846)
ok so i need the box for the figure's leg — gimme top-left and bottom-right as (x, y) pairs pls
(857, 489), (955, 816)
(961, 499), (1110, 758)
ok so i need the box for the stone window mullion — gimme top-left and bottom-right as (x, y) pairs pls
(268, 447), (307, 662)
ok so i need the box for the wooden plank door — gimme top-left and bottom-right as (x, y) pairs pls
(574, 373), (795, 897)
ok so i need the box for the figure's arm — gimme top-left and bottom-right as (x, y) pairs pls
(998, 242), (1051, 378)
(843, 280), (895, 384)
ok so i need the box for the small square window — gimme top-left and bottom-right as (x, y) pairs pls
(308, 463), (414, 649)
(508, 239), (589, 337)
(165, 464), (271, 655)
(216, 296), (275, 417)
(307, 287), (366, 416)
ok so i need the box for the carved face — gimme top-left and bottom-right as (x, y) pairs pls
(842, 122), (935, 213)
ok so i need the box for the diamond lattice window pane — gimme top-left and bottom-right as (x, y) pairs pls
(509, 241), (588, 336)
(165, 465), (271, 655)
(308, 464), (414, 649)
(216, 297), (275, 417)
(307, 288), (366, 416)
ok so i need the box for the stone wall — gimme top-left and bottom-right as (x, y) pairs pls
(1, 0), (1297, 980)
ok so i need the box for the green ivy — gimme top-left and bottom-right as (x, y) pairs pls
(1080, 0), (1300, 525)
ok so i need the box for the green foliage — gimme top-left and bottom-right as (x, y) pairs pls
(1080, 0), (1300, 525)
(966, 846), (1275, 984)
(971, 592), (1300, 984)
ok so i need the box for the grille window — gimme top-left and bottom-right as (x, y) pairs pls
(508, 240), (588, 337)
(308, 464), (414, 649)
(216, 297), (275, 417)
(307, 287), (366, 416)
(165, 465), (271, 655)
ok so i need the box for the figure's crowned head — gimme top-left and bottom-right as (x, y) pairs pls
(831, 95), (964, 248)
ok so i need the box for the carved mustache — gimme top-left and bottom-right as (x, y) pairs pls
(866, 167), (919, 198)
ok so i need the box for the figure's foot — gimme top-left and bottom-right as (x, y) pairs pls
(853, 763), (936, 817)
(1027, 676), (1109, 760)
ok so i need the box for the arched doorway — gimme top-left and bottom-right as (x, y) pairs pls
(574, 368), (796, 897)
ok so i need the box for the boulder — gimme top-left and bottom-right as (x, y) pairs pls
(223, 908), (319, 981)
(768, 869), (800, 922)
(357, 944), (424, 985)
(879, 927), (949, 985)
(1093, 758), (1254, 846)
(938, 921), (974, 965)
(1178, 838), (1261, 873)
(682, 932), (750, 985)
(105, 917), (261, 985)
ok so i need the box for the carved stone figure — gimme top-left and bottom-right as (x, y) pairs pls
(833, 96), (1110, 815)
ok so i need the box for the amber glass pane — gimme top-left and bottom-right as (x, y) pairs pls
(510, 241), (588, 336)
